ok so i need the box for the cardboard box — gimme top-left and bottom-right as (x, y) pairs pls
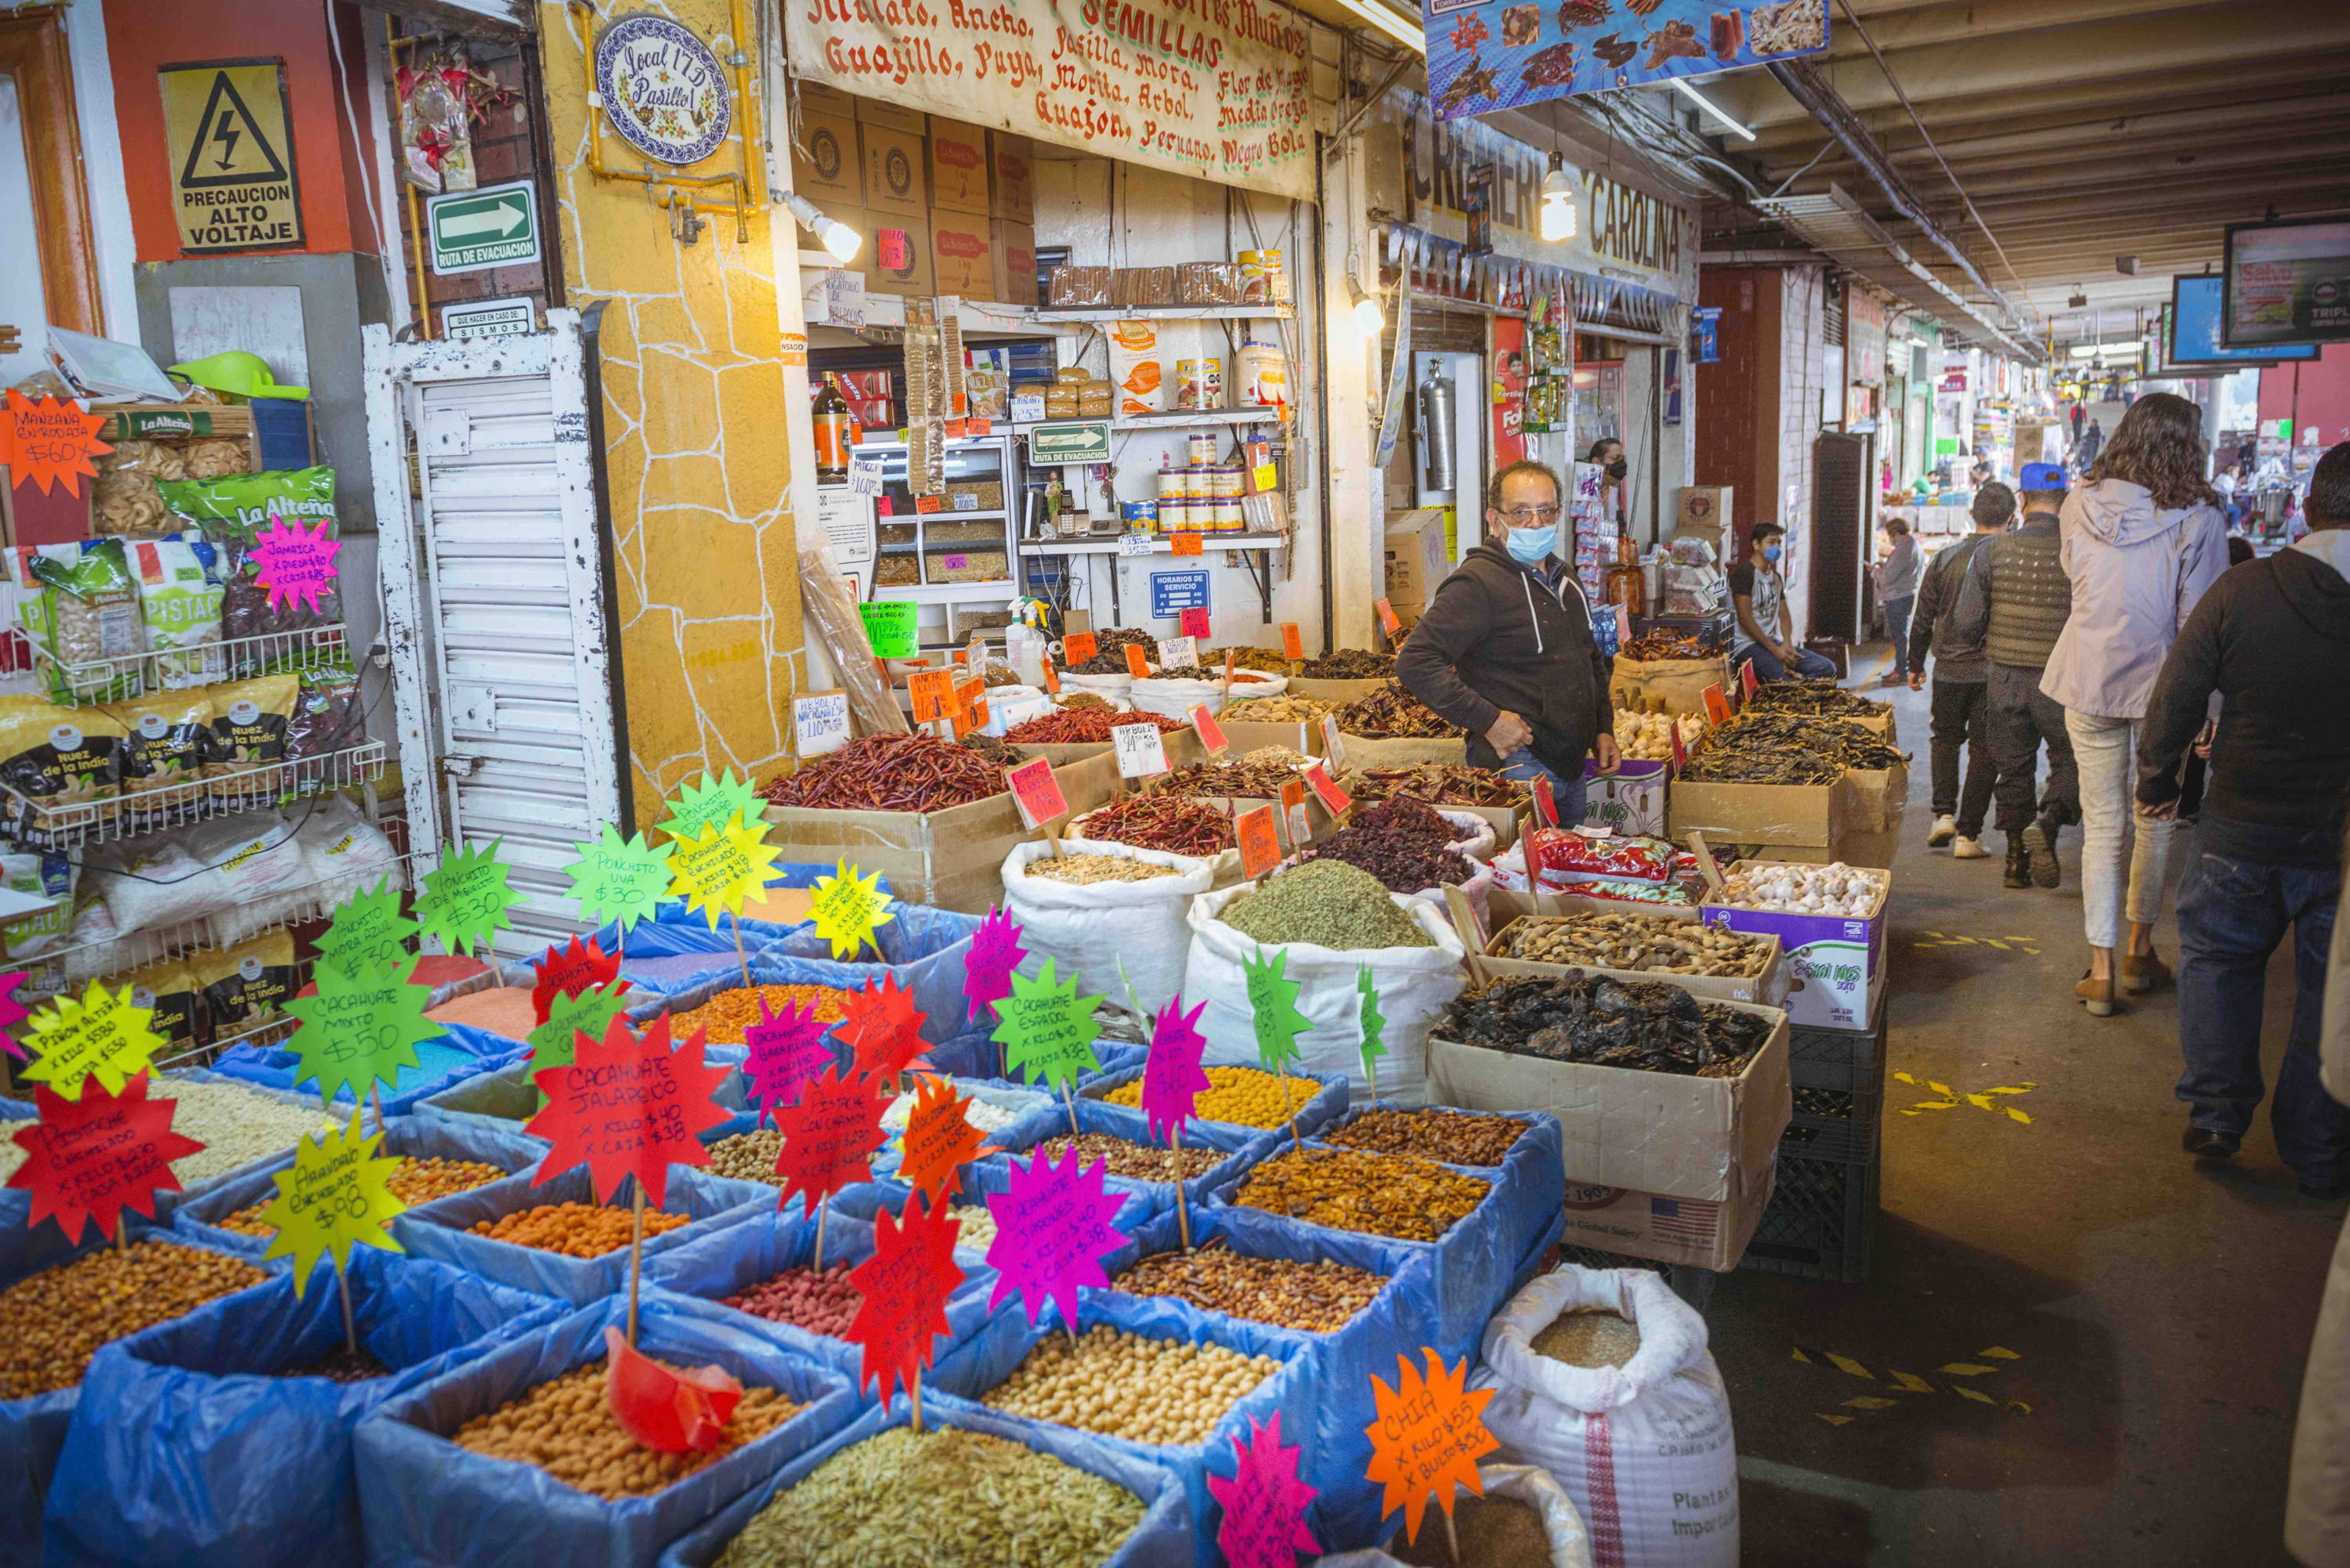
(1215, 717), (1319, 759)
(1012, 730), (1206, 772)
(854, 96), (925, 135)
(1844, 759), (1907, 833)
(931, 210), (993, 298)
(861, 124), (928, 215)
(793, 113), (863, 205)
(1554, 1154), (1777, 1271)
(1701, 860), (1889, 1030)
(1578, 759), (1667, 836)
(1468, 916), (1785, 1007)
(866, 211), (935, 296)
(1669, 775), (1853, 848)
(992, 219), (1039, 307)
(1677, 486), (1733, 535)
(797, 81), (859, 115)
(989, 131), (1035, 223)
(1384, 508), (1452, 610)
(927, 118), (992, 214)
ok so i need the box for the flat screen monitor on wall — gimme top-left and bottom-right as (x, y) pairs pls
(2221, 217), (2350, 349)
(2168, 275), (2318, 370)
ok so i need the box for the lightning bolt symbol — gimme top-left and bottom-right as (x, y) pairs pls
(212, 117), (241, 172)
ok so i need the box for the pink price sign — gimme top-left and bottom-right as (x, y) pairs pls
(1005, 757), (1068, 829)
(1179, 606), (1211, 641)
(742, 995), (837, 1118)
(1189, 704), (1228, 757)
(1304, 763), (1350, 816)
(251, 513), (342, 614)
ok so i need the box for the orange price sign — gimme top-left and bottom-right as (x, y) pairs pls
(909, 669), (956, 723)
(1740, 659), (1761, 699)
(1005, 757), (1068, 829)
(1123, 644), (1152, 679)
(1041, 656), (1061, 694)
(916, 493), (945, 514)
(1065, 631), (1098, 664)
(1365, 1350), (1499, 1546)
(1235, 805), (1282, 880)
(1180, 607), (1211, 641)
(1702, 683), (1734, 725)
(1280, 623), (1304, 661)
(1189, 704), (1229, 757)
(1376, 598), (1401, 636)
(1278, 777), (1309, 848)
(1303, 763), (1350, 816)
(951, 677), (988, 737)
(1171, 530), (1204, 557)
(4, 393), (110, 498)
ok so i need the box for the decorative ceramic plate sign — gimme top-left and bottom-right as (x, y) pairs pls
(595, 13), (732, 166)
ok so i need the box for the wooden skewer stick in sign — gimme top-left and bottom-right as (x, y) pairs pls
(1683, 830), (1729, 898)
(338, 1263), (360, 1357)
(627, 1180), (647, 1346)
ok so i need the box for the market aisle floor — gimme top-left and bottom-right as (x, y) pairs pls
(1719, 663), (2338, 1567)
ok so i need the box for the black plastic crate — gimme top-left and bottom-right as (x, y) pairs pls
(1786, 992), (1889, 1093)
(1778, 1075), (1885, 1163)
(1740, 1151), (1879, 1282)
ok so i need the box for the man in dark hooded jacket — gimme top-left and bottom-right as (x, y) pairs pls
(1397, 459), (1619, 820)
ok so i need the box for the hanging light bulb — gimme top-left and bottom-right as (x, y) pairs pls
(783, 193), (862, 263)
(1539, 151), (1578, 244)
(1350, 279), (1385, 338)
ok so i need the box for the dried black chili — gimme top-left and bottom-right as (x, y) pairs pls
(1299, 797), (1475, 892)
(1330, 686), (1463, 739)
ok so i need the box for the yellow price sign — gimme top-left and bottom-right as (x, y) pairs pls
(666, 817), (785, 928)
(810, 862), (895, 959)
(19, 982), (168, 1100)
(260, 1113), (409, 1295)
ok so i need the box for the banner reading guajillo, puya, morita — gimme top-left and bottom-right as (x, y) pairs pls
(790, 0), (1315, 202)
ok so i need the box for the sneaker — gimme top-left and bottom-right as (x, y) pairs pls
(1952, 836), (1990, 860)
(2023, 821), (2063, 889)
(2004, 841), (2032, 888)
(2300, 1179), (2350, 1202)
(1928, 814), (1957, 847)
(2182, 1127), (2240, 1161)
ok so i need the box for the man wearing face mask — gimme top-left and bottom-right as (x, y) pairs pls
(1397, 460), (1621, 818)
(1589, 439), (1629, 526)
(1730, 522), (1839, 681)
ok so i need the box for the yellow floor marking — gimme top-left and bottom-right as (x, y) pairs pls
(1951, 1386), (1997, 1404)
(1817, 1414), (1856, 1426)
(1940, 1363), (1999, 1377)
(1802, 1346), (2030, 1427)
(1844, 1396), (1900, 1410)
(1825, 1353), (1875, 1379)
(1899, 1078), (2040, 1123)
(1888, 1370), (1936, 1393)
(1979, 1347), (2019, 1360)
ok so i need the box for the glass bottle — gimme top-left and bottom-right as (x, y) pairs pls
(812, 373), (854, 483)
(1604, 535), (1647, 621)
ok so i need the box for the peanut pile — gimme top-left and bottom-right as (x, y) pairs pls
(1102, 1064), (1314, 1129)
(1036, 1132), (1220, 1183)
(450, 1360), (801, 1498)
(982, 1327), (1278, 1447)
(707, 1128), (786, 1187)
(215, 1155), (511, 1235)
(0, 1241), (269, 1397)
(949, 1204), (997, 1251)
(467, 1201), (693, 1258)
(1232, 1148), (1488, 1241)
(1325, 1108), (1528, 1167)
(1113, 1245), (1387, 1332)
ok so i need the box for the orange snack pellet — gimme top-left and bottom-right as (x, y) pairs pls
(217, 1155), (511, 1236)
(467, 1201), (693, 1258)
(667, 985), (853, 1046)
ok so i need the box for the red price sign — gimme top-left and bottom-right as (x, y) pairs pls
(1280, 623), (1304, 661)
(1531, 772), (1558, 828)
(1376, 598), (1401, 635)
(916, 494), (945, 514)
(1171, 531), (1204, 557)
(1740, 659), (1761, 699)
(1123, 644), (1152, 679)
(1005, 757), (1068, 829)
(909, 669), (956, 723)
(1065, 631), (1098, 663)
(1235, 805), (1282, 880)
(1180, 607), (1212, 641)
(1702, 683), (1734, 725)
(1303, 762), (1350, 815)
(1190, 704), (1229, 756)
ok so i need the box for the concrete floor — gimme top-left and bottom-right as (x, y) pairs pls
(1716, 665), (2341, 1567)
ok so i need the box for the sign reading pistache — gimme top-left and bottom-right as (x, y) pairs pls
(786, 0), (1315, 201)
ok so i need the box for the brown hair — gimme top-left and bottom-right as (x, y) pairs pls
(2085, 392), (2219, 511)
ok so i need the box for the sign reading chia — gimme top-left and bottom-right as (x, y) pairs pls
(594, 13), (732, 167)
(425, 182), (540, 276)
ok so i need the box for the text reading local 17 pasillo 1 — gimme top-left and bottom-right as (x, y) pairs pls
(181, 185), (297, 247)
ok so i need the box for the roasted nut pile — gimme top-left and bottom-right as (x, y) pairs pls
(1488, 910), (1773, 977)
(0, 1241), (269, 1397)
(723, 1263), (862, 1337)
(1113, 1245), (1386, 1332)
(1533, 1307), (1642, 1367)
(950, 1204), (998, 1251)
(1325, 1108), (1527, 1167)
(710, 1425), (1146, 1568)
(1231, 1148), (1488, 1242)
(1220, 693), (1332, 721)
(1020, 853), (1180, 884)
(670, 984), (853, 1044)
(707, 1128), (786, 1186)
(217, 1154), (511, 1234)
(467, 1201), (693, 1258)
(1103, 1064), (1314, 1129)
(982, 1327), (1278, 1447)
(450, 1359), (800, 1499)
(274, 1346), (393, 1383)
(1037, 1131), (1220, 1183)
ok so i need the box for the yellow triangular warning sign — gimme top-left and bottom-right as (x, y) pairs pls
(177, 71), (289, 187)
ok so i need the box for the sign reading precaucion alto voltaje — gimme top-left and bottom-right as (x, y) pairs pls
(426, 181), (540, 276)
(159, 62), (303, 254)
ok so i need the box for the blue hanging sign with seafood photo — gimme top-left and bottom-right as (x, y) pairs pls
(1424, 0), (1830, 120)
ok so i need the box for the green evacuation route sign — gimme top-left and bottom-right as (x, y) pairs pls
(427, 181), (540, 276)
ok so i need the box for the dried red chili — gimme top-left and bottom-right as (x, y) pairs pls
(759, 735), (1006, 813)
(1073, 793), (1235, 856)
(1299, 797), (1475, 892)
(1003, 708), (1188, 745)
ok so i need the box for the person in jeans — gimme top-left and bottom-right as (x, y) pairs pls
(1951, 464), (2079, 893)
(1397, 459), (1619, 820)
(1873, 518), (1921, 687)
(2136, 439), (2350, 1195)
(2041, 392), (2230, 1016)
(1729, 522), (1838, 682)
(1907, 483), (2011, 858)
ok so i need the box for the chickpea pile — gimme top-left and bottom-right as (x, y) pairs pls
(467, 1201), (692, 1258)
(216, 1155), (512, 1235)
(0, 1241), (269, 1397)
(450, 1360), (801, 1498)
(707, 1128), (786, 1187)
(1102, 1064), (1314, 1129)
(1232, 1147), (1489, 1242)
(949, 1204), (997, 1251)
(1036, 1132), (1220, 1183)
(982, 1327), (1278, 1448)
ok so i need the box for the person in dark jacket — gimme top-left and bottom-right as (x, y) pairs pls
(1907, 483), (2012, 858)
(2139, 440), (2350, 1198)
(1397, 459), (1619, 820)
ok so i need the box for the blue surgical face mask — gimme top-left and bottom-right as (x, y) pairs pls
(1762, 544), (1784, 565)
(1506, 525), (1557, 565)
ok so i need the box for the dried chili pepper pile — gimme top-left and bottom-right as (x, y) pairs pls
(1299, 649), (1394, 678)
(1300, 797), (1475, 892)
(957, 732), (1020, 767)
(1074, 793), (1235, 856)
(1342, 765), (1528, 809)
(1741, 679), (1890, 722)
(1439, 973), (1772, 1077)
(1330, 685), (1463, 739)
(760, 734), (1006, 812)
(1678, 713), (1906, 786)
(1211, 646), (1293, 673)
(1618, 630), (1713, 660)
(1003, 707), (1187, 744)
(1163, 746), (1311, 799)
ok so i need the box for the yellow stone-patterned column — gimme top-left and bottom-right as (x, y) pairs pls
(538, 0), (801, 829)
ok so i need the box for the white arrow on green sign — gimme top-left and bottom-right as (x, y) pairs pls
(427, 180), (540, 276)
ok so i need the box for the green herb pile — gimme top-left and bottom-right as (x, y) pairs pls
(1220, 859), (1434, 950)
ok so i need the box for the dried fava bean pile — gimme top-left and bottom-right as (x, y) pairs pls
(1533, 1307), (1642, 1367)
(1438, 974), (1772, 1078)
(982, 1327), (1279, 1447)
(1325, 1108), (1527, 1167)
(450, 1360), (801, 1499)
(1389, 1494), (1553, 1568)
(467, 1201), (693, 1258)
(670, 984), (854, 1045)
(1343, 764), (1528, 810)
(1037, 1132), (1220, 1183)
(1488, 909), (1773, 977)
(1299, 797), (1477, 893)
(1072, 794), (1235, 858)
(0, 1241), (269, 1397)
(949, 1204), (998, 1251)
(1300, 648), (1394, 678)
(1113, 1245), (1387, 1332)
(1219, 860), (1434, 951)
(710, 1425), (1145, 1568)
(1330, 686), (1462, 739)
(1219, 694), (1331, 722)
(724, 1263), (862, 1337)
(216, 1154), (511, 1234)
(1231, 1147), (1488, 1242)
(1020, 853), (1180, 884)
(1103, 1064), (1314, 1129)
(707, 1128), (784, 1186)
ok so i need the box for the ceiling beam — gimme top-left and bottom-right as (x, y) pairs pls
(1812, 0), (2231, 64)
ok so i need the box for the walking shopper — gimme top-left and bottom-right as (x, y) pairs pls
(2078, 417), (2105, 468)
(1951, 464), (2080, 894)
(2042, 391), (2231, 1017)
(1729, 522), (1837, 682)
(1907, 483), (2012, 857)
(2135, 440), (2350, 1193)
(1874, 518), (1921, 687)
(1397, 459), (1618, 819)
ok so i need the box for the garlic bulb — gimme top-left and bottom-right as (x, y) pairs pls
(1715, 860), (1888, 917)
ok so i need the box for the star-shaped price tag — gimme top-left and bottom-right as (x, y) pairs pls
(742, 993), (838, 1119)
(990, 960), (1105, 1093)
(963, 906), (1026, 1024)
(898, 1075), (996, 1202)
(259, 1111), (409, 1295)
(667, 817), (785, 930)
(315, 878), (418, 971)
(655, 770), (763, 846)
(566, 826), (677, 934)
(768, 1064), (890, 1213)
(985, 1144), (1125, 1331)
(525, 979), (635, 1100)
(810, 862), (894, 960)
(20, 981), (167, 1100)
(6, 1075), (204, 1244)
(1139, 995), (1211, 1145)
(1243, 948), (1311, 1071)
(251, 512), (342, 615)
(524, 1013), (731, 1208)
(5, 392), (109, 497)
(1209, 1413), (1321, 1568)
(533, 934), (624, 1024)
(416, 840), (520, 957)
(1357, 965), (1387, 1100)
(844, 1192), (967, 1412)
(284, 956), (440, 1107)
(837, 974), (929, 1082)
(1365, 1349), (1499, 1546)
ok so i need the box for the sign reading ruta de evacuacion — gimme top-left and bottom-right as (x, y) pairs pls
(426, 182), (541, 276)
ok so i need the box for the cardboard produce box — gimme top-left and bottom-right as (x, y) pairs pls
(1012, 729), (1206, 772)
(1426, 995), (1790, 1271)
(989, 131), (1035, 222)
(852, 95), (925, 135)
(1844, 759), (1908, 833)
(1701, 860), (1889, 1030)
(861, 123), (928, 215)
(1578, 759), (1666, 836)
(762, 753), (1119, 912)
(1669, 775), (1853, 848)
(927, 117), (991, 214)
(1384, 509), (1452, 611)
(792, 113), (862, 204)
(931, 210), (993, 298)
(1677, 486), (1733, 536)
(867, 212), (934, 296)
(992, 219), (1039, 307)
(1467, 914), (1785, 1006)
